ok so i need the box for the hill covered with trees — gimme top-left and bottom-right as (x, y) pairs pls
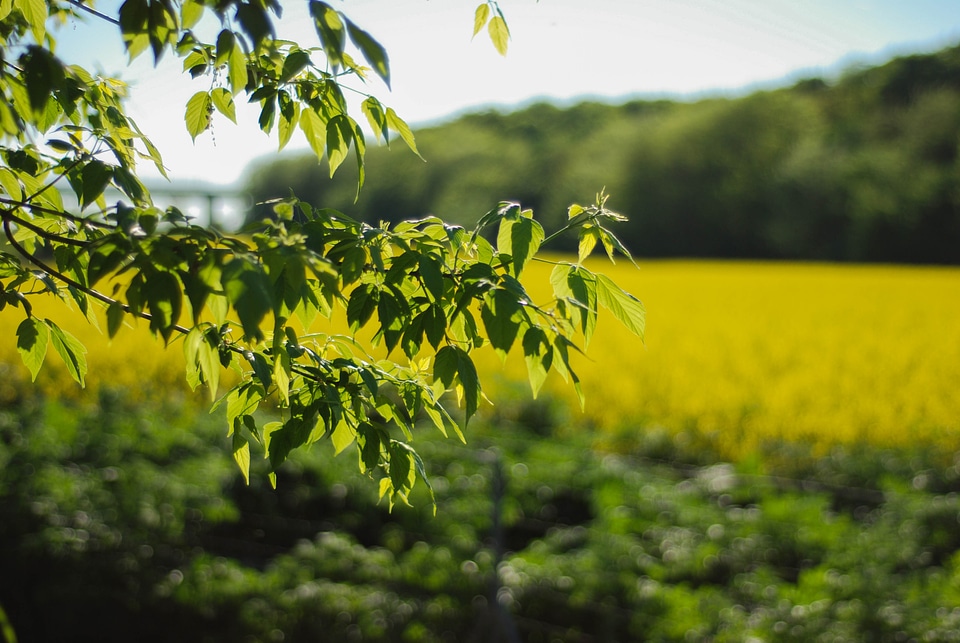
(243, 43), (960, 264)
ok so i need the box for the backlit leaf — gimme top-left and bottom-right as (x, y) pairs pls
(487, 15), (509, 56)
(472, 3), (490, 37)
(16, 317), (47, 381)
(346, 19), (390, 87)
(309, 1), (345, 68)
(522, 326), (551, 398)
(184, 91), (212, 141)
(596, 273), (645, 341)
(326, 114), (352, 176)
(15, 0), (46, 44)
(45, 319), (87, 387)
(299, 107), (326, 160)
(385, 107), (422, 159)
(228, 40), (248, 93)
(211, 87), (236, 123)
(233, 431), (251, 484)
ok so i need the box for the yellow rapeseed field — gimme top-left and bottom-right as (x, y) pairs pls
(2, 260), (958, 457)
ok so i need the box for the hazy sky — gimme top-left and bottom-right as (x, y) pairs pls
(54, 0), (960, 186)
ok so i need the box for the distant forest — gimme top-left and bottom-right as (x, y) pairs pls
(243, 43), (960, 264)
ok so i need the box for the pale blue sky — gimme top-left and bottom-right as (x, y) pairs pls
(54, 0), (960, 186)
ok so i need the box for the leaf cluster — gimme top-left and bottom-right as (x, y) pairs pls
(0, 0), (644, 508)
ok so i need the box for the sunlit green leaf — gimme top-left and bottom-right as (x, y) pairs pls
(331, 419), (354, 455)
(596, 273), (645, 341)
(309, 1), (345, 68)
(211, 87), (236, 123)
(299, 107), (326, 161)
(233, 431), (251, 484)
(15, 0), (46, 44)
(16, 317), (47, 381)
(385, 107), (422, 159)
(184, 91), (212, 141)
(180, 0), (204, 29)
(472, 3), (490, 37)
(326, 114), (352, 177)
(228, 40), (248, 93)
(45, 319), (87, 387)
(487, 15), (509, 55)
(522, 326), (551, 398)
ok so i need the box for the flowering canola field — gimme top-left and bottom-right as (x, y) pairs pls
(2, 261), (958, 457)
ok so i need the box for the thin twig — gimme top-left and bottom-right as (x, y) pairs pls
(66, 0), (120, 26)
(0, 196), (116, 230)
(0, 210), (90, 247)
(2, 215), (192, 336)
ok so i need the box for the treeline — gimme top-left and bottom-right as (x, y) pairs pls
(243, 43), (960, 263)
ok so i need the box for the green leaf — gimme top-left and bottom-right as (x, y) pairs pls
(309, 1), (346, 69)
(326, 114), (352, 177)
(106, 301), (125, 338)
(487, 15), (509, 56)
(499, 215), (544, 278)
(480, 287), (522, 362)
(79, 160), (113, 210)
(184, 91), (212, 141)
(180, 0), (204, 29)
(277, 90), (300, 151)
(389, 441), (416, 497)
(15, 0), (47, 44)
(568, 267), (598, 346)
(228, 40), (248, 93)
(346, 19), (390, 87)
(235, 3), (272, 48)
(215, 29), (234, 66)
(224, 382), (264, 428)
(433, 345), (458, 390)
(578, 226), (600, 264)
(522, 327), (552, 398)
(0, 168), (22, 201)
(210, 87), (236, 123)
(456, 348), (481, 425)
(331, 419), (354, 455)
(596, 273), (646, 341)
(21, 45), (63, 114)
(45, 320), (87, 387)
(233, 431), (251, 484)
(145, 270), (182, 343)
(299, 107), (326, 161)
(16, 317), (47, 381)
(418, 254), (444, 301)
(198, 329), (222, 400)
(280, 49), (311, 83)
(472, 3), (490, 37)
(221, 259), (273, 342)
(361, 97), (386, 142)
(385, 107), (422, 159)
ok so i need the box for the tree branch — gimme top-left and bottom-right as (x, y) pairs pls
(66, 0), (121, 26)
(2, 215), (191, 336)
(0, 196), (116, 230)
(0, 209), (90, 247)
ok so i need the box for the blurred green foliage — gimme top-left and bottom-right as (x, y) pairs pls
(4, 374), (960, 641)
(245, 43), (960, 264)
